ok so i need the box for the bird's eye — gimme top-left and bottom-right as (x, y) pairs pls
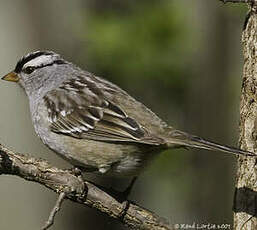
(23, 66), (35, 74)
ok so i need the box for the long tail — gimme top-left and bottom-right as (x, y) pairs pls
(167, 130), (256, 157)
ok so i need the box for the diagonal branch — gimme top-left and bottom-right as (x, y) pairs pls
(219, 0), (256, 4)
(0, 144), (172, 230)
(41, 192), (66, 230)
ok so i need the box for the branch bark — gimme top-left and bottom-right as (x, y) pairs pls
(220, 0), (256, 4)
(0, 144), (172, 230)
(233, 5), (257, 230)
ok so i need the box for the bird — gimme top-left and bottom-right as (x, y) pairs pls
(1, 50), (255, 191)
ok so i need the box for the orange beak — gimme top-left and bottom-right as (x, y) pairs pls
(1, 71), (19, 82)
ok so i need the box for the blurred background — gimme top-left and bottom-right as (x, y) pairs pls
(0, 0), (248, 229)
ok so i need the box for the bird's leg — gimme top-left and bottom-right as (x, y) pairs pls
(69, 165), (97, 181)
(67, 166), (87, 196)
(70, 166), (137, 202)
(70, 166), (83, 176)
(122, 176), (138, 199)
(69, 166), (84, 181)
(109, 177), (138, 202)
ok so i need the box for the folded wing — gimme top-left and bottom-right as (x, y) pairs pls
(43, 75), (162, 145)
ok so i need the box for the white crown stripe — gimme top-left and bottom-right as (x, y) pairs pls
(23, 55), (57, 69)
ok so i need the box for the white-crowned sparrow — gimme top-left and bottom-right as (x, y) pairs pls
(1, 51), (255, 177)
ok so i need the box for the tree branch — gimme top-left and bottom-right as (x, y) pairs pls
(220, 0), (256, 4)
(42, 192), (66, 230)
(0, 144), (172, 230)
(233, 6), (257, 230)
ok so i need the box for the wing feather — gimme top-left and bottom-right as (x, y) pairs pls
(43, 75), (162, 144)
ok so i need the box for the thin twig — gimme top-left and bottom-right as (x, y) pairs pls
(240, 216), (253, 230)
(220, 0), (256, 3)
(41, 192), (66, 230)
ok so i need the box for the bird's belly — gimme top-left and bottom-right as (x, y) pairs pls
(32, 105), (163, 177)
(36, 125), (161, 177)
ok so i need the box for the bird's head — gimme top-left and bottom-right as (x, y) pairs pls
(2, 50), (70, 96)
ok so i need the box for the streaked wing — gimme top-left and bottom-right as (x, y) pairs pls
(43, 75), (162, 145)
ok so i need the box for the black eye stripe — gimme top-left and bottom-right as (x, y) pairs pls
(22, 59), (66, 73)
(23, 66), (35, 74)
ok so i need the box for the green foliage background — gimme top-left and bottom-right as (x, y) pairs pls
(0, 0), (248, 229)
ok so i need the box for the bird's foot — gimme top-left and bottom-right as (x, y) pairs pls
(66, 167), (86, 197)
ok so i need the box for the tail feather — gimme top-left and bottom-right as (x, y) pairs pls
(167, 130), (256, 157)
